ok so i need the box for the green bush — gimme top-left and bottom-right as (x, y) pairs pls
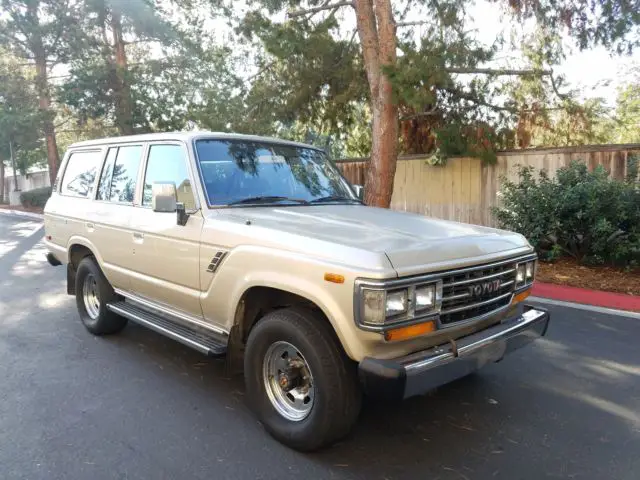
(19, 187), (52, 208)
(493, 161), (640, 267)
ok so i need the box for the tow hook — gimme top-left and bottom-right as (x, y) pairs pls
(449, 338), (459, 358)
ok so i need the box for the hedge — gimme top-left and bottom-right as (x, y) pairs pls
(493, 161), (640, 267)
(19, 187), (52, 209)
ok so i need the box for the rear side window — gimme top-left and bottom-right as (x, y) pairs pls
(60, 150), (102, 198)
(96, 145), (142, 203)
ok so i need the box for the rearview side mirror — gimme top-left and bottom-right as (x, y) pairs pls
(152, 182), (177, 212)
(152, 182), (190, 226)
(353, 184), (364, 200)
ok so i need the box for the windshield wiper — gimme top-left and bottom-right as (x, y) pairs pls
(228, 195), (309, 206)
(310, 195), (361, 204)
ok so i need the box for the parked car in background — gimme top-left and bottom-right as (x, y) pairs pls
(43, 132), (550, 451)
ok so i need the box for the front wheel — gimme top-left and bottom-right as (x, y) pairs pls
(244, 307), (362, 451)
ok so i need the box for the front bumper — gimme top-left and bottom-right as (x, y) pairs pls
(358, 305), (550, 400)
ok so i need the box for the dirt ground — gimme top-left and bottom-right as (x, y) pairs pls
(537, 258), (640, 296)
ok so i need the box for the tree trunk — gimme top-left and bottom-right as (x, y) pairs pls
(353, 0), (399, 208)
(111, 11), (134, 135)
(32, 24), (60, 187)
(0, 155), (5, 203)
(9, 140), (18, 191)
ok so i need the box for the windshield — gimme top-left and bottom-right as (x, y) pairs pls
(194, 139), (358, 206)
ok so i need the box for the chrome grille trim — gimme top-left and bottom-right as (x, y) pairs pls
(438, 256), (529, 326)
(441, 291), (513, 315)
(443, 268), (516, 288)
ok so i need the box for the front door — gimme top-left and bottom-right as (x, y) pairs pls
(129, 142), (204, 319)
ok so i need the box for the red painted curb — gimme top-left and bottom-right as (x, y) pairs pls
(532, 282), (640, 312)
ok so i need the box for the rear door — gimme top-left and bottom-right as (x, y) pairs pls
(90, 144), (144, 290)
(128, 142), (204, 319)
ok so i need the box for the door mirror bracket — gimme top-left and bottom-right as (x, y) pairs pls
(176, 202), (190, 226)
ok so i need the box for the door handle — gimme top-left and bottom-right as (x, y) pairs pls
(133, 232), (144, 244)
(86, 222), (95, 232)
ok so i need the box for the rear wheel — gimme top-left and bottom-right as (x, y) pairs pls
(244, 307), (362, 451)
(75, 257), (127, 335)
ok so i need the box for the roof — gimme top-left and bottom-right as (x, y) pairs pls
(69, 131), (323, 151)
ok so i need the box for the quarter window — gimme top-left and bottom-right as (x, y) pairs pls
(143, 144), (195, 210)
(96, 145), (142, 203)
(60, 150), (102, 198)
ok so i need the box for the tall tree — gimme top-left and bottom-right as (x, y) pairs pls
(0, 0), (83, 185)
(612, 66), (640, 143)
(0, 53), (45, 195)
(238, 0), (640, 207)
(59, 0), (225, 135)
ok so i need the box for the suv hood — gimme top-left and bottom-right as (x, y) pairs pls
(217, 205), (531, 276)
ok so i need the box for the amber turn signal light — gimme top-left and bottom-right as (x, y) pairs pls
(324, 273), (345, 284)
(512, 289), (531, 305)
(384, 320), (436, 342)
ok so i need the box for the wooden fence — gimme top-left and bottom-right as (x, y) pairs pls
(336, 144), (640, 227)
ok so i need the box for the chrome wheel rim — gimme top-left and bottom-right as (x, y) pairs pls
(263, 341), (314, 421)
(82, 273), (100, 320)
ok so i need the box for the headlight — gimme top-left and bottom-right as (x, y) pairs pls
(516, 259), (536, 288)
(525, 261), (535, 280)
(362, 289), (386, 325)
(415, 284), (436, 310)
(358, 281), (442, 327)
(516, 264), (526, 284)
(386, 289), (408, 316)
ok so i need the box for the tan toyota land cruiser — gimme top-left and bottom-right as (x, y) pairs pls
(44, 132), (550, 451)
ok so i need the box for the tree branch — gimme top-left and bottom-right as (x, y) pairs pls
(400, 105), (438, 120)
(549, 73), (569, 100)
(397, 20), (429, 27)
(246, 60), (277, 82)
(287, 1), (354, 19)
(446, 67), (552, 76)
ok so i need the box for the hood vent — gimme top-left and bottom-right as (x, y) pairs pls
(206, 251), (227, 273)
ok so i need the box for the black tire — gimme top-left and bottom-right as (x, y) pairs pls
(244, 307), (362, 451)
(75, 256), (127, 335)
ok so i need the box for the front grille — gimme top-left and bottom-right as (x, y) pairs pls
(439, 260), (517, 325)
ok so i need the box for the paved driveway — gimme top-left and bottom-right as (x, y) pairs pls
(1, 213), (639, 479)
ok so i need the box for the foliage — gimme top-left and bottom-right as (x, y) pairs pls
(0, 54), (45, 174)
(502, 0), (640, 55)
(611, 68), (640, 143)
(493, 161), (640, 266)
(20, 186), (52, 208)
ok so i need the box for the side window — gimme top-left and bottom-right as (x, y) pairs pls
(96, 145), (142, 203)
(143, 144), (195, 210)
(60, 150), (102, 198)
(96, 148), (117, 200)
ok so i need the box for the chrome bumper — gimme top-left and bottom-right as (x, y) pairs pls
(358, 305), (550, 400)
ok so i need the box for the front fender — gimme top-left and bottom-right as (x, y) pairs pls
(200, 245), (385, 361)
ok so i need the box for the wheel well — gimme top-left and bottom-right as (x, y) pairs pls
(66, 244), (95, 295)
(234, 287), (327, 342)
(68, 244), (94, 269)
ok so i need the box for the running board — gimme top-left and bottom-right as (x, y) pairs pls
(107, 301), (227, 357)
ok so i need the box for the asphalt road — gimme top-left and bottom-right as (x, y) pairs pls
(1, 213), (639, 480)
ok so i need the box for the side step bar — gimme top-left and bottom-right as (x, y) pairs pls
(107, 301), (227, 357)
